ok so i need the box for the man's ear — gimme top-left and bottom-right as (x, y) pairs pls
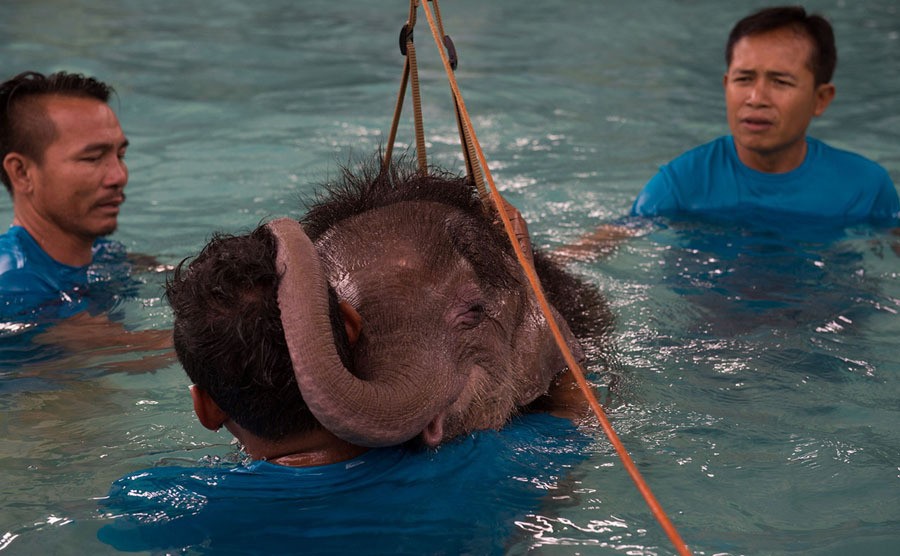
(2, 153), (32, 195)
(338, 300), (363, 346)
(190, 385), (229, 431)
(813, 83), (836, 117)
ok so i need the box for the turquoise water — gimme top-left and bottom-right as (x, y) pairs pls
(1, 0), (898, 554)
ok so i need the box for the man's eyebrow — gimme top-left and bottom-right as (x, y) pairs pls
(765, 70), (797, 80)
(80, 138), (130, 153)
(730, 68), (798, 81)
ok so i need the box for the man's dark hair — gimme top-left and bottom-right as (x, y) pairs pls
(0, 71), (115, 192)
(165, 224), (352, 442)
(725, 6), (837, 86)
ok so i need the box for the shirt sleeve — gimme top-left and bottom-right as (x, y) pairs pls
(881, 172), (899, 219)
(864, 165), (899, 221)
(631, 167), (678, 216)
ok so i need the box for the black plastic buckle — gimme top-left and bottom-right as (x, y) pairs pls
(399, 23), (412, 55)
(443, 34), (458, 70)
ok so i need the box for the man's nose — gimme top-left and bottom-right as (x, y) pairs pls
(745, 81), (769, 106)
(105, 157), (128, 189)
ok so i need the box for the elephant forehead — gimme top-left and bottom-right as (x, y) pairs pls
(331, 249), (471, 307)
(313, 200), (519, 307)
(318, 204), (463, 268)
(322, 233), (454, 279)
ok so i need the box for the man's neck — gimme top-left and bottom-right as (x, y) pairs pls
(12, 215), (94, 266)
(233, 426), (369, 467)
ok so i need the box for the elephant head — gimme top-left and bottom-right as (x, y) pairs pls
(268, 173), (590, 448)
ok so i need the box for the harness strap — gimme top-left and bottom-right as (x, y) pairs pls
(386, 0), (484, 196)
(407, 39), (427, 172)
(383, 51), (410, 169)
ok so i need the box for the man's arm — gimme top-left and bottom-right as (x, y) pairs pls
(498, 196), (640, 263)
(30, 312), (174, 374)
(555, 224), (637, 261)
(128, 252), (175, 274)
(632, 168), (679, 217)
(525, 368), (593, 420)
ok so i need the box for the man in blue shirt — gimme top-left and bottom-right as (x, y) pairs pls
(0, 71), (172, 371)
(97, 221), (593, 553)
(0, 71), (131, 319)
(632, 6), (899, 222)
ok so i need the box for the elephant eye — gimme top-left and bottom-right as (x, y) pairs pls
(457, 302), (486, 329)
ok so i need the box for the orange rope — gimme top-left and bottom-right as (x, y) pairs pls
(416, 2), (692, 555)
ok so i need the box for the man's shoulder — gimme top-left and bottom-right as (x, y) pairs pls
(809, 137), (892, 179)
(0, 225), (27, 251)
(91, 237), (128, 263)
(807, 138), (897, 215)
(660, 136), (738, 187)
(0, 227), (101, 315)
(662, 136), (738, 189)
(0, 227), (39, 278)
(632, 137), (736, 216)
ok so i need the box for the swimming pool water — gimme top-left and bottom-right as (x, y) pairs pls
(1, 1), (898, 554)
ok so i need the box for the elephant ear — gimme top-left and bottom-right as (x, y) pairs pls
(266, 218), (462, 448)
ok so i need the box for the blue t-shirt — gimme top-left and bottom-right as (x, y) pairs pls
(97, 413), (592, 555)
(631, 136), (899, 222)
(0, 225), (128, 321)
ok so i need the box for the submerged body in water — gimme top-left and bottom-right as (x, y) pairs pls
(647, 210), (896, 339)
(0, 228), (134, 323)
(98, 413), (592, 555)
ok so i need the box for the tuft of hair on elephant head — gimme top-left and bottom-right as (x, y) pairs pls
(276, 156), (613, 448)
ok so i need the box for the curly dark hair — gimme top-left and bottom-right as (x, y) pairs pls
(166, 225), (350, 441)
(0, 70), (115, 191)
(726, 6), (837, 86)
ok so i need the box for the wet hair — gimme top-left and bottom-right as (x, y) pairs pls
(0, 71), (115, 192)
(303, 154), (517, 292)
(165, 224), (352, 442)
(725, 6), (837, 86)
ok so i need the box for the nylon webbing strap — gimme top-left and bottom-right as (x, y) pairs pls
(385, 0), (486, 202)
(429, 0), (489, 202)
(408, 40), (427, 172)
(385, 1), (426, 172)
(383, 56), (410, 168)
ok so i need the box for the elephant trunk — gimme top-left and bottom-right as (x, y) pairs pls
(267, 218), (463, 448)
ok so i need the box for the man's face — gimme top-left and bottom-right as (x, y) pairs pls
(724, 28), (834, 172)
(28, 95), (129, 242)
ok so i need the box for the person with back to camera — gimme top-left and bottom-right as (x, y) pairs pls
(97, 165), (601, 552)
(631, 6), (899, 221)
